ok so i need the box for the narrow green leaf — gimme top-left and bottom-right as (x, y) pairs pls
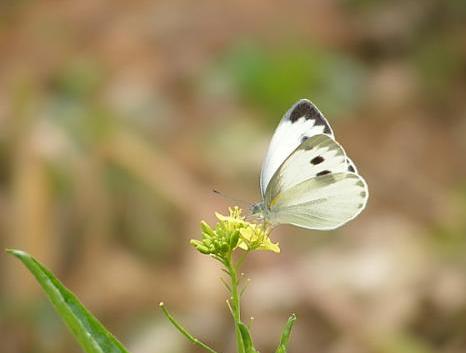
(238, 321), (258, 353)
(6, 249), (131, 353)
(275, 314), (297, 353)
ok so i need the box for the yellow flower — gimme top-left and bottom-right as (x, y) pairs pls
(191, 207), (280, 257)
(238, 224), (280, 253)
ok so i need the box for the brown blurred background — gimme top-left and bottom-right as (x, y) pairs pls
(1, 1), (465, 353)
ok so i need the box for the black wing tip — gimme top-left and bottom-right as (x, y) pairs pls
(287, 99), (332, 135)
(288, 99), (317, 121)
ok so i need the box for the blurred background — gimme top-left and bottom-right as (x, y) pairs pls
(1, 0), (465, 352)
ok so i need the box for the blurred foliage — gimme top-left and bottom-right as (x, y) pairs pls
(212, 42), (367, 121)
(430, 184), (466, 262)
(411, 36), (465, 98)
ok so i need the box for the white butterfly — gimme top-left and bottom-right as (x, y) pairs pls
(251, 99), (368, 230)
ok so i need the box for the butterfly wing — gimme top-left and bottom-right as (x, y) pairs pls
(260, 99), (334, 197)
(345, 157), (358, 173)
(266, 173), (368, 230)
(264, 134), (368, 230)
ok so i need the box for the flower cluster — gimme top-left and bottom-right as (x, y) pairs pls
(191, 207), (279, 259)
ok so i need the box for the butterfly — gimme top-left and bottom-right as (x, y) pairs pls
(251, 99), (368, 230)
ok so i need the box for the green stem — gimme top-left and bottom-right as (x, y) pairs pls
(160, 303), (220, 353)
(225, 257), (245, 353)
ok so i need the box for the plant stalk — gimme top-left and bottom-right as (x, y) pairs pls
(225, 257), (245, 353)
(160, 303), (220, 353)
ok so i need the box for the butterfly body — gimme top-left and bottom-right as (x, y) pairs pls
(256, 99), (368, 230)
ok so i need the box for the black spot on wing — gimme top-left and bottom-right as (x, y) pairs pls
(288, 100), (332, 134)
(300, 135), (308, 144)
(316, 170), (331, 177)
(310, 156), (324, 165)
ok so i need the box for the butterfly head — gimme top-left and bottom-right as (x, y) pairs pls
(250, 202), (266, 218)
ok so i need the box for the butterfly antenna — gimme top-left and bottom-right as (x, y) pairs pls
(212, 189), (254, 208)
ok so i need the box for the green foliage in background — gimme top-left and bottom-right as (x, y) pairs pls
(216, 42), (366, 121)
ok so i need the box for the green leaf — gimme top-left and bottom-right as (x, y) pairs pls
(238, 321), (258, 353)
(275, 314), (297, 353)
(6, 249), (131, 353)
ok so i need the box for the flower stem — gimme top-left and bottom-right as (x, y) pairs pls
(159, 302), (220, 353)
(225, 257), (245, 353)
